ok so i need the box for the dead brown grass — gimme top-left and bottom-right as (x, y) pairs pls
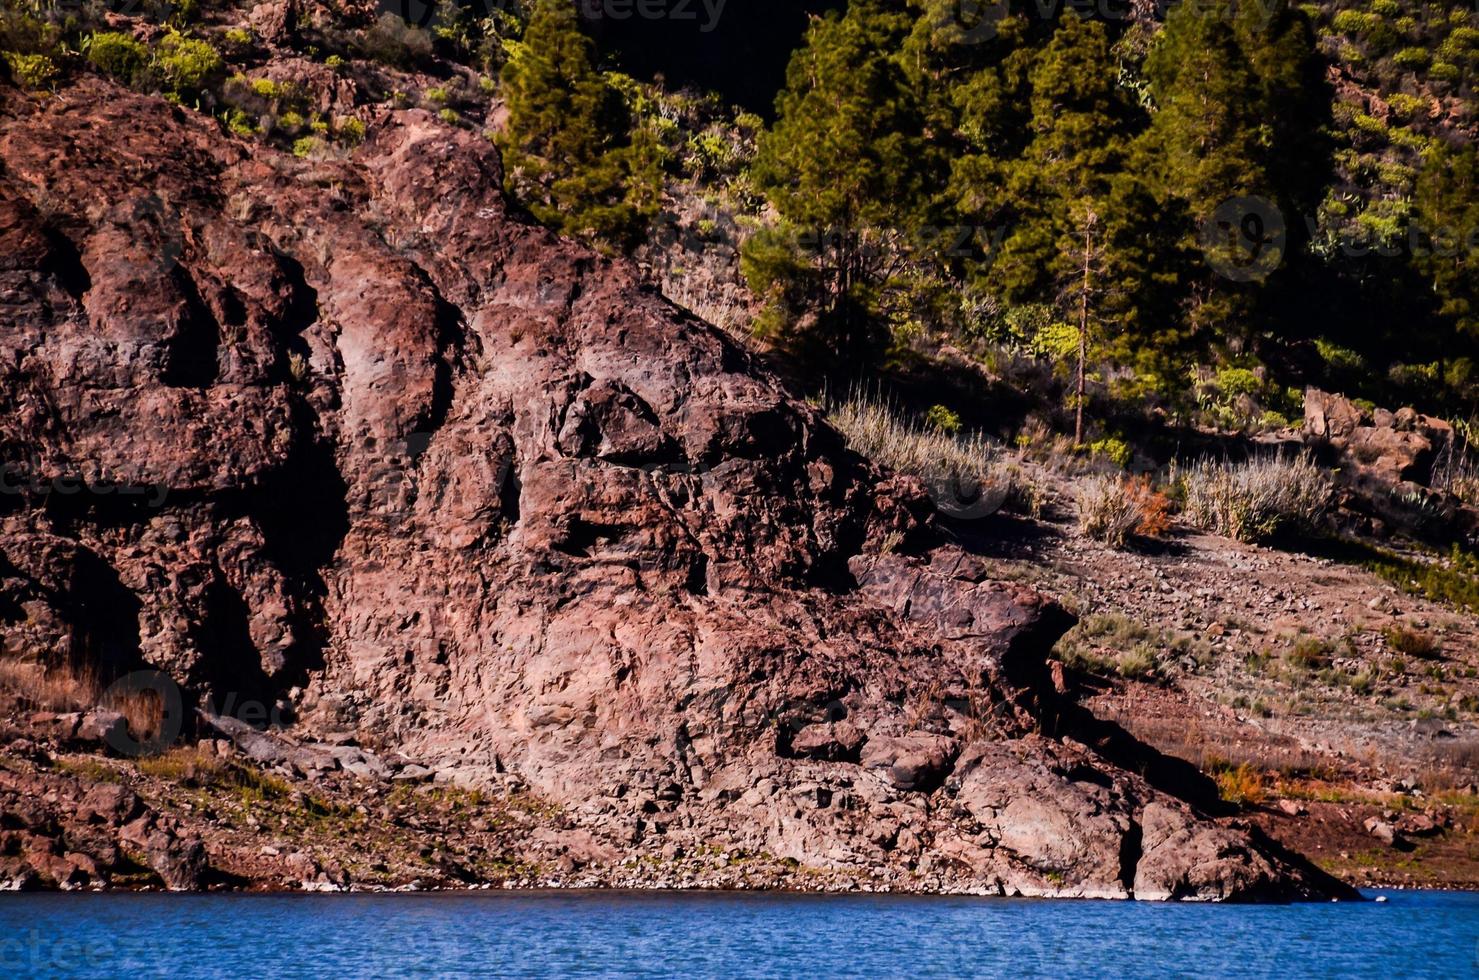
(0, 658), (98, 710)
(1209, 760), (1268, 806)
(0, 657), (164, 743)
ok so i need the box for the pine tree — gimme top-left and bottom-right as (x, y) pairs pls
(1413, 142), (1479, 340)
(1143, 5), (1269, 226)
(987, 14), (1133, 304)
(496, 0), (659, 250)
(918, 0), (1039, 256)
(744, 2), (940, 371)
(1140, 0), (1327, 355)
(1233, 0), (1331, 220)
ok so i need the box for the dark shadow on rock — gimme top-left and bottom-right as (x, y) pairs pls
(941, 511), (1065, 558)
(66, 549), (145, 681)
(192, 574), (276, 722)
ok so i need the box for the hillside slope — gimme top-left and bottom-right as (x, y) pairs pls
(0, 55), (1354, 899)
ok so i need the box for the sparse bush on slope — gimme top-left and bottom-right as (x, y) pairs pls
(1178, 454), (1333, 543)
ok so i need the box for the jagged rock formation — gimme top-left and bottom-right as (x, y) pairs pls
(0, 72), (1351, 900)
(1303, 387), (1479, 544)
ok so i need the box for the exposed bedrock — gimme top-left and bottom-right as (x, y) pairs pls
(0, 77), (1351, 899)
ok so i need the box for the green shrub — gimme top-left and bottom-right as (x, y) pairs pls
(223, 27), (253, 50)
(291, 136), (319, 158)
(1214, 366), (1262, 398)
(1393, 47), (1430, 70)
(1361, 544), (1479, 614)
(1387, 93), (1428, 118)
(1428, 61), (1461, 83)
(1333, 10), (1375, 34)
(1260, 411), (1293, 431)
(1287, 636), (1333, 671)
(1116, 644), (1159, 680)
(3, 51), (57, 89)
(1053, 615), (1168, 680)
(86, 32), (148, 84)
(1352, 113), (1389, 138)
(1088, 436), (1132, 468)
(0, 8), (61, 61)
(223, 108), (256, 138)
(1389, 126), (1432, 151)
(155, 31), (223, 98)
(171, 0), (201, 24)
(438, 107), (459, 124)
(337, 116), (366, 146)
(925, 404), (962, 434)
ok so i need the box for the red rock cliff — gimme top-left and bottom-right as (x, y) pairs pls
(0, 73), (1349, 900)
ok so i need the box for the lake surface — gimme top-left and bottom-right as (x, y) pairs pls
(1, 888), (1474, 978)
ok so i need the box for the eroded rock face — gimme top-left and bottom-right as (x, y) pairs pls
(0, 75), (1350, 899)
(1304, 387), (1454, 487)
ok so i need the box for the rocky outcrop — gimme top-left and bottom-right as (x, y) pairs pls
(1304, 387), (1453, 487)
(0, 69), (1351, 900)
(1303, 387), (1479, 542)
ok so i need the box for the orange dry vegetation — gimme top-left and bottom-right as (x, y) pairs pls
(1127, 475), (1173, 538)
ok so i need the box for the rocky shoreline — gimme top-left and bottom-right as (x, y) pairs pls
(2, 705), (1360, 900)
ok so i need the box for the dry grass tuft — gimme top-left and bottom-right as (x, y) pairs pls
(829, 391), (1026, 516)
(1177, 453), (1332, 543)
(1382, 625), (1442, 659)
(0, 658), (98, 710)
(1208, 760), (1268, 806)
(1075, 475), (1142, 548)
(137, 747), (292, 802)
(0, 658), (165, 743)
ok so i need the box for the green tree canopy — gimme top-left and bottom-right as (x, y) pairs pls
(745, 1), (941, 370)
(1414, 142), (1479, 340)
(496, 0), (659, 250)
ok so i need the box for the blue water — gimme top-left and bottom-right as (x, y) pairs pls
(1, 889), (1474, 978)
